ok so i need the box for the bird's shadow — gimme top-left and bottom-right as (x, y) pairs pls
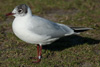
(43, 35), (100, 51)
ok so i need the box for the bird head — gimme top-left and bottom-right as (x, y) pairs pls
(6, 4), (32, 17)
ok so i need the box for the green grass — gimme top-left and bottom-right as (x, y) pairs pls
(0, 0), (100, 67)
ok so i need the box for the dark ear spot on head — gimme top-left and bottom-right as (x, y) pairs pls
(17, 4), (28, 14)
(21, 4), (27, 13)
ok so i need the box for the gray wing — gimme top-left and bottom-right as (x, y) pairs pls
(29, 16), (74, 38)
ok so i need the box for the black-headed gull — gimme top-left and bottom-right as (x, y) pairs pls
(6, 4), (92, 63)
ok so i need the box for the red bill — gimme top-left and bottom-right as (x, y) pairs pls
(6, 12), (15, 16)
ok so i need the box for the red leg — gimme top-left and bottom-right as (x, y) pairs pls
(32, 44), (42, 63)
(39, 45), (42, 59)
(37, 44), (39, 56)
(31, 44), (39, 59)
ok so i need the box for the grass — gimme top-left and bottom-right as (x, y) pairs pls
(0, 0), (100, 67)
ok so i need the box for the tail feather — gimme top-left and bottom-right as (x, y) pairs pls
(70, 27), (93, 33)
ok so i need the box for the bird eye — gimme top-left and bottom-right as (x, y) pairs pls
(18, 9), (23, 13)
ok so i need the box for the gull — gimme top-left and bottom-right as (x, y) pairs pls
(6, 4), (92, 63)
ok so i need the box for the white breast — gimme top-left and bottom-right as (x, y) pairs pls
(12, 17), (51, 45)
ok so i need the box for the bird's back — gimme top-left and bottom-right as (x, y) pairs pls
(29, 15), (74, 38)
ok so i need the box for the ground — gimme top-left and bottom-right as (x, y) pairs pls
(0, 0), (100, 67)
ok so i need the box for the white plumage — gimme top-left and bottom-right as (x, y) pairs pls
(12, 5), (74, 45)
(6, 4), (92, 63)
